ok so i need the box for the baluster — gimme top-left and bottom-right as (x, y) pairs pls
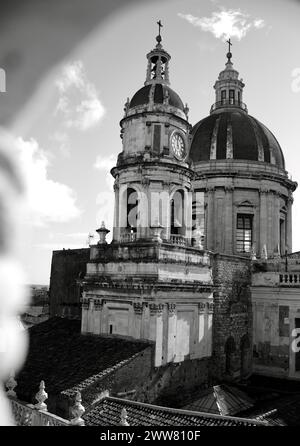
(120, 408), (129, 426)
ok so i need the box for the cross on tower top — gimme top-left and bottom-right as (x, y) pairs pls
(226, 38), (232, 53)
(157, 20), (163, 36)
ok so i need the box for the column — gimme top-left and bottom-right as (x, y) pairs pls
(81, 296), (89, 334)
(166, 304), (176, 363)
(224, 186), (234, 254)
(93, 300), (102, 335)
(141, 304), (150, 339)
(270, 304), (279, 346)
(133, 303), (143, 339)
(101, 301), (108, 334)
(87, 298), (94, 333)
(206, 302), (213, 357)
(259, 189), (268, 257)
(273, 192), (280, 254)
(267, 192), (274, 255)
(113, 182), (120, 241)
(197, 302), (205, 358)
(149, 304), (164, 367)
(286, 196), (293, 253)
(206, 187), (215, 251)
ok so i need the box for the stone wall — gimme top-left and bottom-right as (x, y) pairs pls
(57, 345), (211, 418)
(49, 249), (90, 319)
(211, 254), (252, 381)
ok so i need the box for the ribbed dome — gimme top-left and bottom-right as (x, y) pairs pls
(190, 111), (285, 169)
(129, 84), (184, 111)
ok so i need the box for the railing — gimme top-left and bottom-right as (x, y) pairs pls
(210, 99), (248, 113)
(10, 398), (70, 426)
(170, 234), (188, 247)
(279, 273), (300, 286)
(120, 232), (137, 243)
(6, 375), (85, 426)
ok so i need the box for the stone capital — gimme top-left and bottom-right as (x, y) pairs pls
(82, 298), (89, 310)
(198, 302), (206, 313)
(149, 303), (164, 315)
(94, 300), (103, 311)
(207, 302), (214, 313)
(133, 302), (143, 314)
(168, 303), (176, 314)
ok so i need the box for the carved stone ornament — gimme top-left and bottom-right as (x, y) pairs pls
(35, 381), (48, 411)
(70, 391), (85, 426)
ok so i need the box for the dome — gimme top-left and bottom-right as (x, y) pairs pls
(129, 84), (185, 111)
(189, 110), (285, 169)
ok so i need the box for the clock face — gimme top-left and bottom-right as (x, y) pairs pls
(171, 132), (186, 160)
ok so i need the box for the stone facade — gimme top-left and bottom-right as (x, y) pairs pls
(252, 255), (300, 379)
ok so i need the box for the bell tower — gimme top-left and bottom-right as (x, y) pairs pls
(112, 23), (193, 245)
(81, 24), (213, 371)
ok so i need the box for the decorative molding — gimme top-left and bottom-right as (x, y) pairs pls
(82, 298), (89, 310)
(149, 303), (164, 315)
(133, 302), (143, 314)
(94, 300), (103, 311)
(168, 303), (176, 314)
(207, 302), (214, 313)
(198, 302), (206, 313)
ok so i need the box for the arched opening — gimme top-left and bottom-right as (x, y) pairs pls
(240, 334), (251, 379)
(225, 336), (236, 376)
(126, 187), (139, 233)
(170, 189), (185, 239)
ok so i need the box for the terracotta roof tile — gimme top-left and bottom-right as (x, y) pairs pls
(16, 317), (150, 403)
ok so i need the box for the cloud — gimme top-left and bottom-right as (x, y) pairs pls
(55, 60), (105, 131)
(15, 137), (81, 226)
(94, 153), (116, 188)
(51, 131), (70, 157)
(178, 9), (266, 41)
(96, 191), (114, 236)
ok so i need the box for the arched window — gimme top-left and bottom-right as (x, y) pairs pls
(170, 190), (185, 236)
(126, 188), (138, 233)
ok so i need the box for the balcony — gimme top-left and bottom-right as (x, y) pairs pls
(210, 99), (248, 113)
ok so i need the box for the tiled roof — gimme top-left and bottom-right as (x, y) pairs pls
(183, 384), (254, 416)
(241, 394), (300, 426)
(83, 396), (266, 426)
(16, 317), (150, 403)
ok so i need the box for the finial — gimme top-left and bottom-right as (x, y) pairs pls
(226, 38), (232, 61)
(120, 408), (129, 426)
(70, 391), (85, 426)
(35, 380), (48, 410)
(96, 221), (110, 245)
(6, 370), (17, 398)
(156, 20), (163, 44)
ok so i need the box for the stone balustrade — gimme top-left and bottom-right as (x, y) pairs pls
(120, 232), (137, 243)
(279, 273), (300, 286)
(169, 234), (188, 247)
(5, 376), (85, 426)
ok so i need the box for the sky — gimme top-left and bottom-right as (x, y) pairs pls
(5, 0), (300, 284)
